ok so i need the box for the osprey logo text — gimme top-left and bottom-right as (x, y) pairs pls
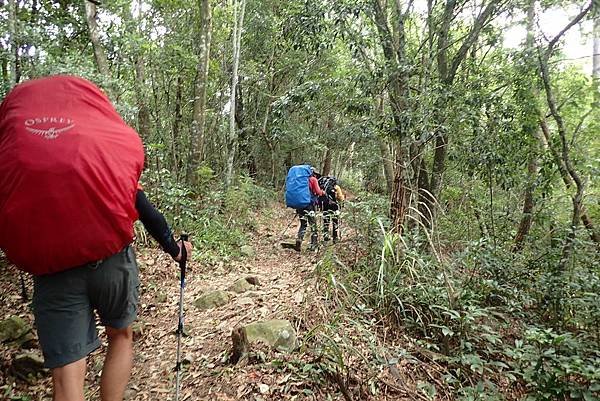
(24, 117), (75, 140)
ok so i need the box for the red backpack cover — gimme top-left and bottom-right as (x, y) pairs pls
(0, 75), (144, 275)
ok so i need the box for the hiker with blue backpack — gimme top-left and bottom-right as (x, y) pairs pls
(284, 165), (325, 252)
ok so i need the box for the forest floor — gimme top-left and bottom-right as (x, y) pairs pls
(0, 203), (416, 401)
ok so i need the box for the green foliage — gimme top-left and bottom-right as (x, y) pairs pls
(318, 185), (600, 397)
(140, 166), (275, 263)
(506, 328), (600, 400)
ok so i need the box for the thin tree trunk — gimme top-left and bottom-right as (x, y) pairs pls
(190, 0), (213, 177)
(371, 0), (410, 231)
(84, 1), (111, 93)
(236, 82), (257, 177)
(1, 58), (7, 85)
(257, 82), (276, 185)
(375, 95), (394, 193)
(514, 1), (541, 251)
(540, 48), (587, 271)
(539, 116), (599, 246)
(259, 110), (276, 186)
(540, 49), (588, 321)
(172, 75), (183, 178)
(513, 156), (539, 250)
(225, 0), (246, 187)
(430, 0), (504, 207)
(322, 148), (332, 176)
(8, 0), (17, 87)
(338, 142), (355, 180)
(593, 5), (600, 103)
(390, 147), (409, 233)
(132, 0), (151, 141)
(378, 139), (394, 193)
(134, 58), (152, 139)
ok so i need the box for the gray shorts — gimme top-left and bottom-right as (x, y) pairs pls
(33, 245), (140, 369)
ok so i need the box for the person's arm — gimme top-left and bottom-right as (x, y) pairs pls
(309, 176), (325, 196)
(135, 190), (181, 259)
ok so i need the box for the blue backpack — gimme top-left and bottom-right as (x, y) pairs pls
(285, 165), (313, 209)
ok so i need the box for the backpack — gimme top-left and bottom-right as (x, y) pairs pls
(318, 176), (337, 203)
(285, 165), (313, 209)
(0, 75), (144, 275)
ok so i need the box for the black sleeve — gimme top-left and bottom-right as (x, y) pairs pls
(135, 190), (180, 258)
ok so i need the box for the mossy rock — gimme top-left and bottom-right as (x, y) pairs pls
(237, 319), (297, 354)
(194, 290), (231, 310)
(14, 331), (37, 349)
(228, 276), (260, 294)
(0, 316), (30, 343)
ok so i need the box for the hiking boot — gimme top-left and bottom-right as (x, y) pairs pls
(294, 239), (302, 252)
(323, 233), (331, 242)
(332, 234), (338, 244)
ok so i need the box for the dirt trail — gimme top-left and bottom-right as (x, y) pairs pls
(128, 206), (319, 400)
(1, 205), (336, 401)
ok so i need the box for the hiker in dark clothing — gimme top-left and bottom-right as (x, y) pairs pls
(318, 176), (345, 243)
(295, 169), (324, 251)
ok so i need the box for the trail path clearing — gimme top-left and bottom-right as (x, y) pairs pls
(1, 206), (353, 400)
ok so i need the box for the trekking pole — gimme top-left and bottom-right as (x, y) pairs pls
(277, 212), (297, 242)
(175, 234), (189, 401)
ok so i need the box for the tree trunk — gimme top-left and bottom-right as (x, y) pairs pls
(224, 0), (246, 187)
(338, 142), (355, 181)
(375, 95), (394, 193)
(1, 57), (7, 85)
(593, 5), (600, 103)
(513, 156), (538, 250)
(371, 0), (410, 231)
(322, 148), (332, 176)
(172, 75), (183, 177)
(8, 0), (18, 87)
(538, 120), (599, 245)
(258, 92), (276, 185)
(390, 147), (409, 233)
(190, 0), (213, 177)
(134, 57), (152, 139)
(540, 37), (590, 273)
(513, 1), (541, 251)
(235, 82), (257, 178)
(378, 139), (394, 193)
(429, 0), (503, 210)
(132, 1), (151, 141)
(84, 1), (111, 92)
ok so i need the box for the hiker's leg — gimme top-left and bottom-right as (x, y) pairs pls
(88, 246), (140, 401)
(297, 209), (308, 241)
(32, 266), (99, 401)
(308, 208), (318, 248)
(332, 204), (340, 241)
(100, 326), (133, 401)
(323, 206), (331, 241)
(51, 358), (87, 401)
